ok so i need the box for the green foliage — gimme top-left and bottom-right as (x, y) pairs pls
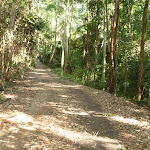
(38, 0), (150, 106)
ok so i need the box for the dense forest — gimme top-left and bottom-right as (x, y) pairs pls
(0, 0), (150, 106)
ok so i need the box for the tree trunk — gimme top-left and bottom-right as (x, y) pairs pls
(108, 0), (119, 94)
(148, 87), (150, 107)
(1, 37), (5, 88)
(83, 34), (86, 57)
(64, 0), (69, 72)
(124, 0), (133, 97)
(61, 22), (66, 76)
(93, 0), (100, 87)
(137, 0), (149, 101)
(69, 0), (74, 54)
(49, 8), (58, 64)
(106, 0), (110, 55)
(85, 0), (89, 83)
(114, 38), (119, 95)
(8, 2), (16, 79)
(102, 0), (107, 89)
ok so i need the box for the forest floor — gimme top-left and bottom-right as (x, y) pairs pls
(0, 60), (150, 150)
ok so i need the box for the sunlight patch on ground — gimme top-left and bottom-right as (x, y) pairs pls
(62, 85), (82, 88)
(0, 111), (123, 149)
(63, 110), (89, 116)
(46, 101), (105, 118)
(110, 116), (150, 129)
(8, 126), (19, 134)
(47, 122), (122, 149)
(60, 95), (70, 98)
(34, 68), (51, 72)
(46, 83), (63, 88)
(121, 133), (136, 138)
(23, 86), (45, 91)
(30, 72), (48, 75)
(3, 94), (16, 99)
(7, 111), (33, 124)
(45, 83), (82, 89)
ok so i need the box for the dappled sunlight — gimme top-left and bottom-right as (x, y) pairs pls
(63, 110), (89, 116)
(60, 95), (70, 98)
(3, 94), (16, 100)
(46, 83), (63, 88)
(34, 68), (51, 72)
(6, 111), (33, 124)
(46, 121), (122, 149)
(127, 107), (149, 114)
(121, 133), (136, 138)
(23, 86), (45, 91)
(62, 85), (82, 88)
(43, 82), (82, 89)
(46, 101), (108, 119)
(30, 71), (49, 75)
(28, 76), (36, 79)
(110, 115), (150, 129)
(8, 126), (19, 134)
(0, 110), (123, 149)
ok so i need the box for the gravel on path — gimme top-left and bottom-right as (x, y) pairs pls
(0, 60), (149, 150)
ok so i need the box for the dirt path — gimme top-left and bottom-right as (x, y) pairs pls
(0, 61), (150, 150)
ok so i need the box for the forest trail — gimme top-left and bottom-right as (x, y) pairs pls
(0, 60), (150, 150)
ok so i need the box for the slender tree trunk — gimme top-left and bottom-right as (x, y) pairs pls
(108, 0), (119, 94)
(93, 0), (100, 87)
(61, 22), (66, 76)
(106, 0), (110, 54)
(8, 2), (16, 79)
(83, 34), (86, 57)
(148, 87), (150, 107)
(49, 9), (58, 64)
(85, 0), (89, 83)
(114, 38), (119, 95)
(69, 0), (74, 54)
(124, 0), (133, 97)
(137, 0), (149, 101)
(1, 37), (5, 88)
(64, 0), (69, 72)
(10, 3), (16, 30)
(102, 0), (107, 89)
(93, 28), (99, 87)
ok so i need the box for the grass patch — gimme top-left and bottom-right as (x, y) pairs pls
(51, 68), (83, 84)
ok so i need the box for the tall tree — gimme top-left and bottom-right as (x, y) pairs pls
(93, 0), (100, 87)
(49, 5), (58, 64)
(64, 0), (70, 72)
(8, 2), (16, 79)
(61, 18), (66, 76)
(114, 38), (119, 95)
(1, 37), (5, 88)
(85, 0), (89, 83)
(108, 0), (119, 93)
(101, 0), (107, 89)
(137, 0), (149, 101)
(124, 0), (133, 96)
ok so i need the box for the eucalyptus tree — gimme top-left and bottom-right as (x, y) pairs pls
(108, 0), (120, 94)
(102, 0), (107, 89)
(85, 0), (89, 83)
(124, 0), (133, 97)
(137, 0), (149, 101)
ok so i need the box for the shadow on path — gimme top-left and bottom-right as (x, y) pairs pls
(0, 60), (123, 150)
